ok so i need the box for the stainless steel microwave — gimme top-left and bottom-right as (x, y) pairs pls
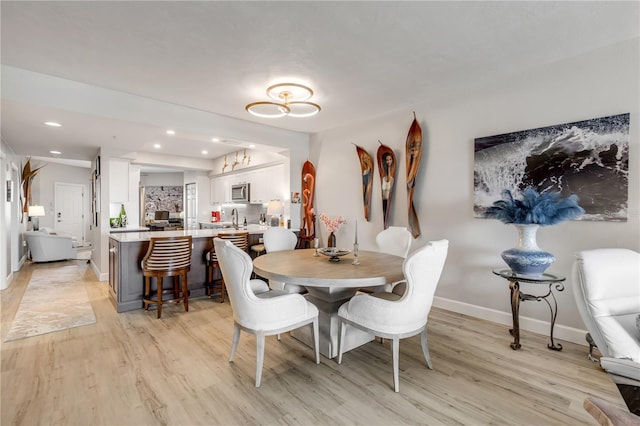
(231, 183), (250, 202)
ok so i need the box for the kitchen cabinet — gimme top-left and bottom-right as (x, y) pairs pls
(209, 163), (286, 204)
(249, 168), (266, 203)
(210, 175), (230, 204)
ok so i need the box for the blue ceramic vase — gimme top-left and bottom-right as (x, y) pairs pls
(501, 224), (555, 276)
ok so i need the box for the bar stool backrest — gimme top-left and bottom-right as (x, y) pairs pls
(211, 232), (248, 261)
(142, 236), (192, 273)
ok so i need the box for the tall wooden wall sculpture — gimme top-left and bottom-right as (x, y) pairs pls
(301, 160), (316, 238)
(406, 112), (422, 238)
(354, 144), (374, 221)
(377, 141), (396, 230)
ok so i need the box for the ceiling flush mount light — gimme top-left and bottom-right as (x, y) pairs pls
(44, 121), (61, 127)
(166, 129), (175, 135)
(246, 83), (321, 118)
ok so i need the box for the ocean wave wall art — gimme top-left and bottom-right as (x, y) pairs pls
(474, 113), (629, 222)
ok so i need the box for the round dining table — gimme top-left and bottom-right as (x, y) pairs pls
(253, 248), (405, 359)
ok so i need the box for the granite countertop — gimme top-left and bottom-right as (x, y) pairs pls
(109, 224), (271, 242)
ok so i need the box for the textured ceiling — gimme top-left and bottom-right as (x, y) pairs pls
(1, 1), (638, 165)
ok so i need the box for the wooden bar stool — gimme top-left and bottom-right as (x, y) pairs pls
(142, 235), (192, 318)
(206, 232), (248, 302)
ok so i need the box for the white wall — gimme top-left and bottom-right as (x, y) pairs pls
(0, 140), (24, 290)
(310, 38), (639, 343)
(31, 161), (92, 243)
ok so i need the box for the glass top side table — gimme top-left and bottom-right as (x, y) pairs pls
(493, 269), (566, 351)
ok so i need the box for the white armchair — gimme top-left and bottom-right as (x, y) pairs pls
(263, 227), (307, 294)
(214, 238), (319, 387)
(338, 239), (448, 392)
(573, 248), (640, 416)
(25, 229), (78, 262)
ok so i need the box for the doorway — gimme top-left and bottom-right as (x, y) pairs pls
(185, 182), (197, 230)
(54, 182), (85, 244)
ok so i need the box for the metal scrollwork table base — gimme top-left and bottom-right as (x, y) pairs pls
(493, 269), (566, 351)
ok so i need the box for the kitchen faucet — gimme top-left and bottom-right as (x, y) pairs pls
(231, 208), (239, 230)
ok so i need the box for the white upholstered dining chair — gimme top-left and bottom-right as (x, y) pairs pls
(337, 239), (449, 392)
(365, 226), (413, 294)
(263, 227), (307, 294)
(214, 238), (319, 387)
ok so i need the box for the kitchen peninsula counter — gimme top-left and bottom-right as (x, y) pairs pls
(108, 226), (270, 312)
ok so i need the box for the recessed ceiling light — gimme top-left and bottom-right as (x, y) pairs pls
(153, 143), (161, 149)
(202, 150), (208, 155)
(44, 121), (62, 127)
(166, 129), (175, 135)
(211, 137), (220, 142)
(49, 150), (61, 155)
(249, 144), (256, 148)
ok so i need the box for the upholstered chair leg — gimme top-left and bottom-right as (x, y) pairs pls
(256, 334), (265, 387)
(229, 324), (241, 362)
(220, 279), (226, 303)
(313, 319), (320, 364)
(156, 277), (163, 319)
(392, 337), (400, 392)
(420, 328), (433, 369)
(337, 320), (346, 364)
(182, 274), (189, 312)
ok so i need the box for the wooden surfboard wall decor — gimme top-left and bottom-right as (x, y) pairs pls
(376, 141), (396, 230)
(406, 112), (423, 238)
(354, 144), (374, 221)
(301, 160), (316, 238)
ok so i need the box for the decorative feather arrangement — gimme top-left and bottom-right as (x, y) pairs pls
(484, 187), (585, 225)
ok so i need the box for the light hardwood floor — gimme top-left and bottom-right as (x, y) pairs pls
(1, 260), (625, 425)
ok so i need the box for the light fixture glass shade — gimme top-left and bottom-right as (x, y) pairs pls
(247, 82), (320, 119)
(246, 102), (290, 118)
(28, 205), (45, 231)
(287, 101), (321, 117)
(266, 200), (284, 216)
(28, 205), (45, 217)
(267, 83), (313, 102)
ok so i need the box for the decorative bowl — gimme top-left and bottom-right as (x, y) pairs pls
(318, 248), (351, 262)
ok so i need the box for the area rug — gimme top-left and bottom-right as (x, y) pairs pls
(4, 265), (96, 341)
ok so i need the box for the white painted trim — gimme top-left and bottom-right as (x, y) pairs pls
(433, 296), (588, 346)
(89, 259), (108, 282)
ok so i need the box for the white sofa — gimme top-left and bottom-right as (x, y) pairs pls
(573, 248), (640, 416)
(25, 229), (78, 262)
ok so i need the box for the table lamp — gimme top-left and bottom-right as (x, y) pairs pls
(28, 205), (45, 231)
(267, 200), (284, 227)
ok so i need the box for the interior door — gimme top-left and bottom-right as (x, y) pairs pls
(54, 182), (85, 243)
(185, 182), (197, 230)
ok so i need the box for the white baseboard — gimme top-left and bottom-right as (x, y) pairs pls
(89, 260), (109, 282)
(433, 296), (588, 346)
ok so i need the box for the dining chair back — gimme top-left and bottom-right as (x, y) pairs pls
(338, 239), (449, 392)
(370, 226), (413, 294)
(207, 232), (249, 302)
(141, 235), (192, 318)
(376, 226), (412, 258)
(263, 227), (306, 294)
(214, 238), (319, 387)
